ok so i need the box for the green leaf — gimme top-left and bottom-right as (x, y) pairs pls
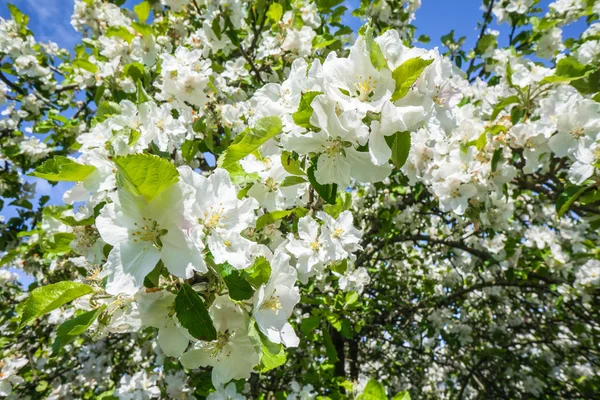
(392, 391), (411, 400)
(308, 163), (338, 204)
(476, 131), (487, 151)
(211, 17), (222, 40)
(134, 1), (151, 22)
(357, 380), (387, 400)
(124, 63), (145, 82)
(556, 186), (588, 218)
(73, 58), (98, 73)
(266, 3), (283, 22)
(218, 264), (254, 301)
(391, 57), (434, 102)
(247, 318), (263, 355)
(128, 129), (141, 146)
(97, 101), (121, 118)
(19, 282), (94, 328)
(181, 140), (200, 163)
(316, 0), (344, 11)
(486, 124), (508, 135)
(281, 151), (305, 175)
(52, 305), (106, 355)
(218, 117), (282, 171)
(301, 315), (321, 334)
(40, 232), (75, 255)
(491, 148), (502, 173)
(8, 4), (29, 27)
(476, 34), (497, 54)
(390, 131), (411, 168)
(244, 257), (272, 288)
(29, 156), (96, 182)
(541, 56), (592, 85)
(323, 191), (352, 218)
(114, 154), (179, 202)
(361, 24), (387, 71)
(256, 209), (295, 230)
(281, 176), (308, 187)
(313, 35), (339, 49)
(136, 80), (150, 104)
(490, 95), (520, 121)
(0, 250), (19, 267)
(175, 284), (217, 341)
(344, 291), (359, 308)
(106, 26), (134, 43)
(323, 327), (339, 363)
(292, 92), (323, 129)
(132, 22), (153, 37)
(259, 333), (287, 372)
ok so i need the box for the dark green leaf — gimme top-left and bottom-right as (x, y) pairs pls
(175, 284), (217, 341)
(52, 305), (106, 355)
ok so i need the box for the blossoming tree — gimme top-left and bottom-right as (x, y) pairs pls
(1, 0), (599, 398)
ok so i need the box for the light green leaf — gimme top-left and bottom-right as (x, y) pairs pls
(52, 305), (106, 355)
(218, 117), (282, 171)
(256, 209), (295, 230)
(72, 58), (98, 73)
(7, 4), (29, 27)
(281, 151), (306, 175)
(281, 176), (308, 187)
(40, 232), (75, 255)
(313, 35), (339, 49)
(292, 92), (323, 129)
(392, 391), (411, 400)
(357, 380), (387, 400)
(476, 131), (487, 151)
(490, 95), (520, 121)
(97, 101), (121, 118)
(106, 26), (134, 43)
(132, 22), (153, 37)
(134, 1), (151, 22)
(540, 56), (592, 85)
(259, 333), (287, 372)
(391, 57), (434, 102)
(19, 282), (94, 328)
(344, 291), (359, 308)
(114, 154), (179, 202)
(244, 257), (272, 288)
(29, 156), (96, 182)
(361, 24), (387, 71)
(266, 3), (283, 22)
(175, 284), (217, 341)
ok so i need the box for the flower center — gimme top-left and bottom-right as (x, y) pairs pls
(132, 218), (164, 245)
(311, 240), (320, 250)
(332, 228), (344, 239)
(570, 127), (585, 138)
(354, 75), (376, 102)
(212, 331), (232, 357)
(201, 206), (227, 230)
(265, 177), (278, 192)
(262, 295), (282, 314)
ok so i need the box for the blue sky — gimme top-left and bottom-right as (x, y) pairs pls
(1, 0), (588, 53)
(0, 0), (590, 285)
